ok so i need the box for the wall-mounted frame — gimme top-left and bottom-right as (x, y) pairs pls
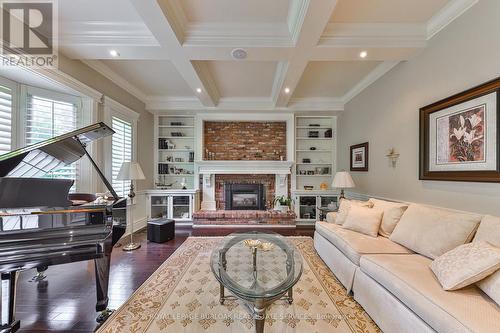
(419, 76), (500, 182)
(350, 142), (369, 171)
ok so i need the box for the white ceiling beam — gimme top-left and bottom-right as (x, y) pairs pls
(129, 0), (218, 107)
(274, 0), (339, 107)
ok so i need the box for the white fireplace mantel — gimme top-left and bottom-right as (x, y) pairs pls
(196, 160), (293, 175)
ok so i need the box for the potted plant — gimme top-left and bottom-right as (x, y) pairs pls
(274, 195), (293, 213)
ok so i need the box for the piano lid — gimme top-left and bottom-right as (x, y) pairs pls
(0, 122), (114, 178)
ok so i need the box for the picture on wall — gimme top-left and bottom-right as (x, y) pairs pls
(350, 142), (369, 171)
(420, 76), (500, 182)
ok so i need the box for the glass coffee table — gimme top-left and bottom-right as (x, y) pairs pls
(210, 231), (303, 333)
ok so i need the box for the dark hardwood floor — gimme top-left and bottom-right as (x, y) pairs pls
(15, 226), (314, 333)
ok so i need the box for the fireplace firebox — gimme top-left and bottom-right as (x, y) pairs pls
(225, 184), (266, 210)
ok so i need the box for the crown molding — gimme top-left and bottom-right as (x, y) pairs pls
(288, 97), (344, 111)
(271, 61), (289, 105)
(287, 0), (310, 44)
(183, 22), (292, 47)
(145, 95), (345, 112)
(342, 61), (400, 104)
(82, 60), (148, 102)
(426, 0), (478, 39)
(320, 23), (427, 47)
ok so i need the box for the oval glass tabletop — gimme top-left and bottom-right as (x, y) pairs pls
(210, 231), (303, 300)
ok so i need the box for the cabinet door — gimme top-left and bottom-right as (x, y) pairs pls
(299, 196), (317, 220)
(150, 196), (169, 219)
(320, 196), (338, 209)
(172, 195), (191, 220)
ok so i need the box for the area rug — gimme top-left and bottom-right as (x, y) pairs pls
(97, 237), (380, 333)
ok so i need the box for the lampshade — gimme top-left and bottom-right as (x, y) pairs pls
(332, 171), (355, 188)
(116, 161), (145, 181)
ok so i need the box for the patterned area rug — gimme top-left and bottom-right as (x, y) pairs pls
(97, 237), (380, 333)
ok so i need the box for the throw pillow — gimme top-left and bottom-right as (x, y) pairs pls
(369, 198), (408, 237)
(473, 215), (500, 305)
(326, 212), (338, 223)
(335, 199), (373, 225)
(430, 241), (500, 290)
(390, 204), (481, 259)
(342, 205), (383, 237)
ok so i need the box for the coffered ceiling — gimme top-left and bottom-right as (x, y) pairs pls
(59, 0), (478, 111)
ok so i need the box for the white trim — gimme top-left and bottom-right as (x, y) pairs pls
(426, 0), (479, 39)
(196, 160), (294, 175)
(342, 61), (400, 104)
(287, 0), (310, 43)
(21, 65), (103, 100)
(83, 60), (148, 102)
(60, 21), (158, 47)
(103, 96), (140, 121)
(288, 97), (344, 111)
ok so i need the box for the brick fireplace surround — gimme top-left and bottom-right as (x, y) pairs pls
(194, 119), (295, 226)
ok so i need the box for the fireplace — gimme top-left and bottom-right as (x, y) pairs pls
(225, 184), (266, 210)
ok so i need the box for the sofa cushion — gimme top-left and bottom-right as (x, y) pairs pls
(474, 215), (500, 305)
(326, 212), (337, 224)
(335, 199), (373, 225)
(368, 198), (408, 237)
(342, 205), (383, 237)
(430, 241), (500, 290)
(390, 204), (482, 259)
(360, 254), (500, 333)
(315, 221), (412, 265)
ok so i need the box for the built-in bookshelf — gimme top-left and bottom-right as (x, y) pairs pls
(294, 116), (336, 191)
(154, 115), (196, 189)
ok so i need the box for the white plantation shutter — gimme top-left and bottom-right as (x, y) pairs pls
(112, 116), (132, 197)
(25, 94), (79, 189)
(0, 85), (12, 155)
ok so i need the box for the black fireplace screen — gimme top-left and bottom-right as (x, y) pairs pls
(225, 183), (265, 210)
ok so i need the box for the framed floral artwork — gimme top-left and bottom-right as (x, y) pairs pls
(350, 142), (369, 171)
(420, 77), (500, 182)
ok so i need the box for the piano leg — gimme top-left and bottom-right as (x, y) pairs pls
(0, 272), (20, 333)
(94, 254), (112, 323)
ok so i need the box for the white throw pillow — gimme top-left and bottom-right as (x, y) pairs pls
(390, 204), (481, 259)
(473, 215), (500, 305)
(342, 205), (383, 237)
(369, 198), (408, 237)
(335, 199), (373, 225)
(430, 241), (500, 290)
(326, 212), (337, 223)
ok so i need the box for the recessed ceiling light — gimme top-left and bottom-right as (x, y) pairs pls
(196, 88), (202, 93)
(284, 87), (290, 94)
(109, 50), (119, 57)
(359, 51), (368, 58)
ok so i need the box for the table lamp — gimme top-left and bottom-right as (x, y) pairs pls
(332, 171), (355, 199)
(117, 161), (145, 251)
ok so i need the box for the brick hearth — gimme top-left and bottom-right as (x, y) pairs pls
(192, 210), (296, 225)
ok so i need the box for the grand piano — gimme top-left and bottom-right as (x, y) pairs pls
(0, 123), (127, 333)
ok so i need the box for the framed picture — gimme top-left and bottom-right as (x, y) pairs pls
(420, 77), (500, 182)
(350, 142), (369, 171)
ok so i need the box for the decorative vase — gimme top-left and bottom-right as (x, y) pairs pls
(279, 205), (289, 213)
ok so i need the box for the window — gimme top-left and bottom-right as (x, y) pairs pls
(0, 84), (13, 155)
(25, 93), (79, 189)
(112, 116), (133, 197)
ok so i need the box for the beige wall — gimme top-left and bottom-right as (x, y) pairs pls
(58, 55), (154, 190)
(338, 0), (500, 215)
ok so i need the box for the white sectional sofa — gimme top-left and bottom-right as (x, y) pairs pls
(314, 199), (500, 333)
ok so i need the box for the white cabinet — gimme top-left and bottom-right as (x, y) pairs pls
(146, 190), (200, 224)
(293, 192), (339, 225)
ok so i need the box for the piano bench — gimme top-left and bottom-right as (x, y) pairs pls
(147, 218), (175, 243)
